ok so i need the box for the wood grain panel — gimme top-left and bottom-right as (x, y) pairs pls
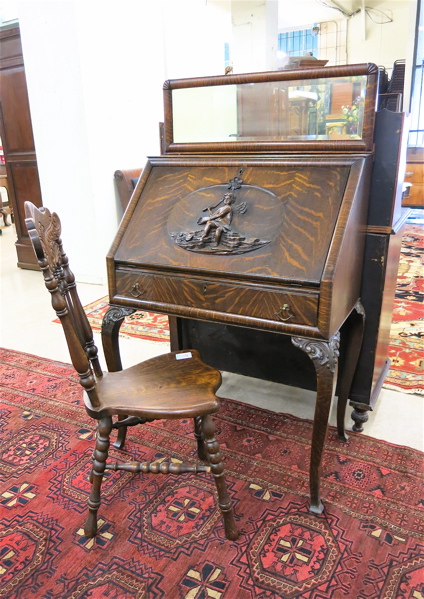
(115, 159), (350, 286)
(115, 269), (318, 326)
(0, 68), (35, 152)
(9, 162), (42, 234)
(0, 25), (42, 268)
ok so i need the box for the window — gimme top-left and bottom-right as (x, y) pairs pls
(409, 0), (423, 147)
(278, 29), (318, 58)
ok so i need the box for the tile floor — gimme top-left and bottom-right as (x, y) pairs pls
(0, 220), (422, 451)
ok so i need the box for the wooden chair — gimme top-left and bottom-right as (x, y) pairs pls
(24, 201), (239, 541)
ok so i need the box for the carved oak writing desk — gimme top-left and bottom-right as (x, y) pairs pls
(103, 64), (378, 514)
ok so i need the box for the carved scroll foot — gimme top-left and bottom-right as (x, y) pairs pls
(351, 407), (369, 432)
(337, 301), (365, 441)
(101, 305), (136, 372)
(292, 333), (340, 516)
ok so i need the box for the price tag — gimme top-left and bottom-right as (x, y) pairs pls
(176, 352), (193, 360)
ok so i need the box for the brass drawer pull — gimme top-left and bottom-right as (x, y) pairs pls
(130, 283), (144, 298)
(274, 304), (294, 322)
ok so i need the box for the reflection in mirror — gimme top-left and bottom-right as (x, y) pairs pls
(172, 75), (367, 144)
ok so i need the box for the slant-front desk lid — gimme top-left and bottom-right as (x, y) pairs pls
(114, 156), (358, 286)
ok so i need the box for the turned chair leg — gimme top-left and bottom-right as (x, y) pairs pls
(201, 414), (239, 541)
(193, 416), (207, 461)
(85, 416), (113, 538)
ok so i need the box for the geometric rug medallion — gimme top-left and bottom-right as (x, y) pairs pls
(246, 512), (340, 597)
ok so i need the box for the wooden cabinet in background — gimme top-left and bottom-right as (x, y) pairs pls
(403, 147), (424, 207)
(0, 24), (42, 269)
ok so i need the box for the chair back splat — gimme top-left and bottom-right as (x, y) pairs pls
(24, 201), (239, 542)
(24, 202), (102, 405)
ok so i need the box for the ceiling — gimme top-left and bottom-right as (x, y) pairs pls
(278, 0), (363, 29)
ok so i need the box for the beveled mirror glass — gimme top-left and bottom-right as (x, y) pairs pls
(163, 64), (378, 152)
(172, 75), (367, 143)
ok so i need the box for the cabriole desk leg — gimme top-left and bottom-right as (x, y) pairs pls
(292, 333), (340, 515)
(101, 305), (137, 450)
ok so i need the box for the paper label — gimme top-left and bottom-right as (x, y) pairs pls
(176, 352), (193, 360)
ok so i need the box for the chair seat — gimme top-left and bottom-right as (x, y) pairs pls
(84, 350), (222, 419)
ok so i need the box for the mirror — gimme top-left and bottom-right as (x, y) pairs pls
(164, 64), (379, 152)
(172, 75), (367, 144)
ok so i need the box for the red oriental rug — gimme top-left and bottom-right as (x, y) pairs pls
(384, 224), (423, 395)
(77, 296), (170, 343)
(0, 348), (423, 598)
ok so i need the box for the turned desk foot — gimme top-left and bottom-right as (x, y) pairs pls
(292, 333), (340, 515)
(351, 407), (369, 432)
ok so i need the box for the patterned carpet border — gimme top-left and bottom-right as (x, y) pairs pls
(57, 296), (170, 343)
(383, 224), (423, 395)
(0, 347), (423, 598)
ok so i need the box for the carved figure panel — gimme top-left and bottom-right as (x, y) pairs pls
(168, 171), (280, 255)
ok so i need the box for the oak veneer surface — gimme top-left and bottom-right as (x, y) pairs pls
(114, 160), (351, 286)
(109, 154), (371, 341)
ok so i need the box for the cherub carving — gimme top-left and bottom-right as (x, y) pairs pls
(169, 170), (270, 255)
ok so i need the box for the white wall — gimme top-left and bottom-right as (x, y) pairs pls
(17, 0), (166, 284)
(231, 0), (279, 73)
(162, 0), (232, 78)
(346, 1), (415, 71)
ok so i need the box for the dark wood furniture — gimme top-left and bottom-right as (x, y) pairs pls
(114, 168), (142, 212)
(403, 146), (424, 207)
(24, 200), (239, 542)
(104, 64), (379, 515)
(0, 24), (43, 268)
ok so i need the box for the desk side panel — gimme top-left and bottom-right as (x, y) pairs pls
(319, 156), (373, 337)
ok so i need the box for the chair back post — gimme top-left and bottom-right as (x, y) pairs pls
(24, 201), (101, 407)
(59, 243), (103, 377)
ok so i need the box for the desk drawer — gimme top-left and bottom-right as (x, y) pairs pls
(115, 270), (318, 326)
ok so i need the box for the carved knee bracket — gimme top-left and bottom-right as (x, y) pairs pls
(291, 333), (340, 372)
